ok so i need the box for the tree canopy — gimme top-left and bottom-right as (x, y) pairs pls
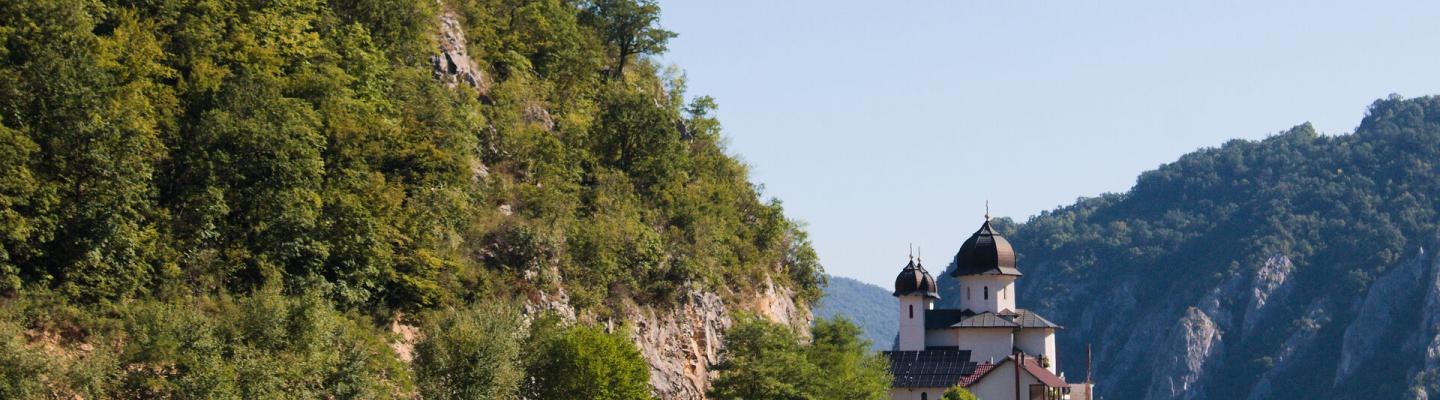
(0, 0), (828, 397)
(710, 316), (892, 400)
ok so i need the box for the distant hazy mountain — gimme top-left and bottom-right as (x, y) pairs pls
(816, 276), (898, 351)
(943, 96), (1440, 400)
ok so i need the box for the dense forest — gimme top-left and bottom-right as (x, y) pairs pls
(0, 0), (889, 398)
(927, 95), (1440, 399)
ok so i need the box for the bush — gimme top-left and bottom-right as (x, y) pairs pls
(0, 319), (50, 399)
(944, 385), (978, 400)
(413, 302), (525, 399)
(113, 291), (411, 399)
(523, 318), (653, 400)
(710, 316), (890, 400)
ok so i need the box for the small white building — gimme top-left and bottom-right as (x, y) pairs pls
(886, 216), (1093, 400)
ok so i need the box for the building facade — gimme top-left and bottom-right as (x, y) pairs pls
(886, 216), (1093, 400)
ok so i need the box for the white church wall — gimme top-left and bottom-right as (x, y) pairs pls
(956, 327), (1013, 365)
(1015, 328), (1058, 373)
(889, 387), (945, 400)
(969, 361), (1046, 400)
(898, 296), (931, 351)
(957, 276), (1017, 313)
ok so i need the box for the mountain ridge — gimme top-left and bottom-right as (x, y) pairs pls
(825, 95), (1440, 399)
(814, 275), (897, 351)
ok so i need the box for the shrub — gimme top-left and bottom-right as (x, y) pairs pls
(523, 318), (653, 400)
(413, 302), (525, 399)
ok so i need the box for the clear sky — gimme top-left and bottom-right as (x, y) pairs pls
(656, 0), (1440, 287)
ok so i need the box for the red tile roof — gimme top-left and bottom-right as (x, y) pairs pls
(1020, 357), (1069, 388)
(959, 362), (996, 387)
(961, 355), (1070, 389)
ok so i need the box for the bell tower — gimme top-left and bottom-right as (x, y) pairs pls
(951, 214), (1022, 313)
(894, 253), (939, 351)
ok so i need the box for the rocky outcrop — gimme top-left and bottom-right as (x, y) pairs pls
(1147, 307), (1223, 400)
(1407, 245), (1440, 399)
(1022, 253), (1306, 400)
(750, 276), (811, 330)
(627, 291), (730, 399)
(1335, 249), (1430, 385)
(522, 101), (555, 131)
(1246, 300), (1328, 400)
(522, 279), (806, 400)
(1243, 255), (1294, 335)
(432, 5), (487, 92)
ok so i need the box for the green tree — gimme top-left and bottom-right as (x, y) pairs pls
(711, 316), (890, 400)
(589, 84), (683, 193)
(116, 291), (410, 399)
(807, 317), (892, 400)
(0, 0), (831, 396)
(524, 321), (653, 400)
(413, 303), (525, 400)
(943, 385), (978, 400)
(580, 0), (677, 79)
(0, 122), (47, 294)
(709, 316), (816, 400)
(0, 0), (173, 301)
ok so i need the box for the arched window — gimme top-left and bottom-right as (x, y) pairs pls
(909, 304), (914, 319)
(921, 393), (928, 400)
(966, 287), (971, 300)
(984, 286), (989, 300)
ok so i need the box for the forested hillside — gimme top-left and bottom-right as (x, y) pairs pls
(814, 276), (897, 351)
(0, 1), (885, 398)
(934, 96), (1440, 400)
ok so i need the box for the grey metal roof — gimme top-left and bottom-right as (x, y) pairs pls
(955, 312), (1019, 328)
(1002, 309), (1064, 329)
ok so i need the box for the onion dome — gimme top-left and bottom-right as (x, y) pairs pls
(893, 258), (940, 298)
(951, 218), (1022, 277)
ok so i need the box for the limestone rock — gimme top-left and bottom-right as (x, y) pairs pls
(1146, 307), (1223, 400)
(1334, 249), (1429, 385)
(432, 5), (487, 92)
(1243, 255), (1294, 335)
(522, 101), (555, 131)
(1245, 300), (1328, 400)
(626, 290), (731, 399)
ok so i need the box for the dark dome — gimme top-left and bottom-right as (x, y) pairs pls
(950, 219), (1022, 277)
(893, 259), (940, 298)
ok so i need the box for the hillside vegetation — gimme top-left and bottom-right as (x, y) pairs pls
(0, 0), (863, 398)
(815, 276), (897, 351)
(939, 96), (1440, 400)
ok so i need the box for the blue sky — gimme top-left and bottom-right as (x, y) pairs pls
(656, 0), (1440, 287)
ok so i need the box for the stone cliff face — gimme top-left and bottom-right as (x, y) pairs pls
(991, 233), (1440, 400)
(1335, 249), (1428, 386)
(522, 281), (809, 400)
(1146, 307), (1222, 400)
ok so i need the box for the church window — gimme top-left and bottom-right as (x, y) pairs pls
(984, 286), (989, 300)
(921, 393), (928, 400)
(966, 287), (971, 300)
(909, 304), (914, 319)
